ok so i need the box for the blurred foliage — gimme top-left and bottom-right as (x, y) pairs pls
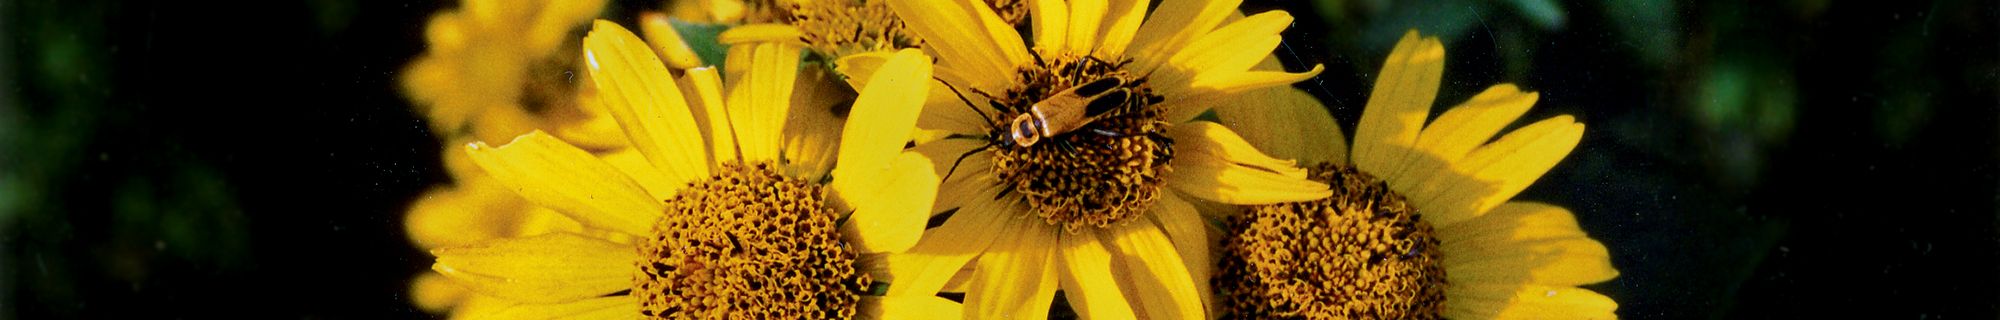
(3, 0), (252, 317)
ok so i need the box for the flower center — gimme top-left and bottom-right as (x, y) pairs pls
(634, 161), (868, 319)
(784, 0), (1029, 60)
(1215, 163), (1448, 319)
(784, 0), (917, 60)
(987, 51), (1172, 233)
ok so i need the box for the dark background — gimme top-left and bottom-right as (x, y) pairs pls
(2, 0), (1995, 318)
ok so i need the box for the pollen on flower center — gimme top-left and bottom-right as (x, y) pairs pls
(1215, 163), (1448, 319)
(784, 0), (1029, 59)
(987, 51), (1172, 233)
(634, 161), (868, 319)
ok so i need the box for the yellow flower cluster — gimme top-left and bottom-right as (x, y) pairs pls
(398, 0), (1621, 319)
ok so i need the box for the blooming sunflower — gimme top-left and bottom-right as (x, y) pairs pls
(1210, 31), (1620, 319)
(398, 2), (739, 315)
(405, 144), (688, 316)
(847, 0), (1333, 318)
(429, 20), (962, 318)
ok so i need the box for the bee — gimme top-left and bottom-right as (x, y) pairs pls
(935, 75), (1140, 182)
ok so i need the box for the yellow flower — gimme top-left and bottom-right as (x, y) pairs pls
(400, 0), (625, 147)
(1210, 31), (1619, 319)
(397, 0), (611, 314)
(400, 1), (718, 315)
(851, 0), (1331, 318)
(404, 143), (661, 316)
(428, 20), (959, 318)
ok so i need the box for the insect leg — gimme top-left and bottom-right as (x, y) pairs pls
(940, 142), (997, 184)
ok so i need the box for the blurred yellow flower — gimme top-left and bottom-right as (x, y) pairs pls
(426, 21), (957, 318)
(400, 0), (622, 147)
(1211, 30), (1620, 319)
(680, 0), (1028, 61)
(857, 0), (1330, 317)
(397, 0), (673, 316)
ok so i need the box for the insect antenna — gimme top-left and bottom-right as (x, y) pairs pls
(933, 77), (999, 127)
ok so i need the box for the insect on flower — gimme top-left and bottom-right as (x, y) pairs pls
(935, 74), (1142, 183)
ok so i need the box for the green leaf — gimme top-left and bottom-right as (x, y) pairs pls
(668, 19), (731, 68)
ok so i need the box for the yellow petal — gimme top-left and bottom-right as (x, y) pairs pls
(441, 141), (484, 183)
(1155, 65), (1324, 125)
(1440, 202), (1618, 286)
(582, 20), (711, 182)
(1128, 0), (1246, 71)
(965, 224), (1059, 319)
(839, 55), (991, 136)
(447, 295), (512, 320)
(699, 0), (747, 22)
(410, 272), (469, 312)
(1159, 10), (1291, 91)
(783, 65), (853, 180)
(1352, 30), (1444, 182)
(1167, 161), (1331, 205)
(1387, 85), (1539, 202)
(465, 132), (660, 236)
(1413, 84), (1539, 162)
(600, 148), (680, 202)
(470, 106), (546, 148)
(839, 153), (941, 253)
(1444, 284), (1618, 320)
(679, 67), (739, 164)
(861, 295), (965, 319)
(722, 42), (804, 163)
(549, 89), (634, 150)
(1056, 234), (1138, 319)
(482, 296), (637, 320)
(1166, 121), (1310, 179)
(1148, 193), (1219, 313)
(1101, 219), (1206, 319)
(833, 49), (934, 197)
(404, 185), (525, 249)
(834, 51), (895, 89)
(940, 261), (977, 293)
(717, 23), (806, 46)
(511, 207), (588, 238)
(913, 138), (998, 213)
(1165, 123), (1330, 205)
(879, 185), (1016, 295)
(1027, 0), (1069, 52)
(917, 80), (1002, 135)
(640, 12), (705, 69)
(523, 0), (608, 57)
(1064, 0), (1106, 52)
(1213, 86), (1347, 166)
(431, 233), (634, 304)
(1425, 116), (1585, 226)
(1460, 117), (1584, 213)
(1093, 0), (1149, 57)
(886, 0), (1029, 89)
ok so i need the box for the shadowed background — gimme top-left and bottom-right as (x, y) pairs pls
(2, 0), (1994, 318)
